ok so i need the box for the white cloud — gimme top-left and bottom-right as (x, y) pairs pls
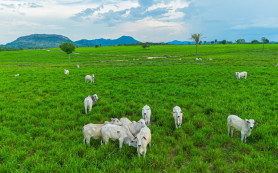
(0, 0), (278, 44)
(118, 17), (187, 42)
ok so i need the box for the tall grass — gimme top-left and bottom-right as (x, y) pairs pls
(0, 44), (277, 172)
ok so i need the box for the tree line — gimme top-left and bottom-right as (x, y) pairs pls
(191, 34), (272, 59)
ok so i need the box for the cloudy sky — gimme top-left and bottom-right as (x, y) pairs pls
(0, 0), (277, 44)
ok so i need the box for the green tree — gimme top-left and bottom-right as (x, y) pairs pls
(59, 42), (75, 61)
(211, 41), (214, 44)
(222, 40), (227, 44)
(215, 39), (217, 44)
(191, 33), (201, 59)
(141, 42), (150, 49)
(261, 37), (269, 51)
(236, 39), (245, 44)
(251, 40), (259, 44)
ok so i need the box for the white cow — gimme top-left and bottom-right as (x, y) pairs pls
(64, 69), (69, 75)
(14, 74), (20, 77)
(119, 117), (146, 133)
(84, 94), (99, 114)
(227, 115), (257, 143)
(132, 126), (151, 158)
(85, 74), (95, 83)
(235, 71), (247, 79)
(82, 118), (122, 145)
(100, 124), (135, 148)
(120, 117), (132, 125)
(124, 119), (146, 136)
(172, 106), (183, 129)
(77, 64), (80, 68)
(142, 105), (151, 126)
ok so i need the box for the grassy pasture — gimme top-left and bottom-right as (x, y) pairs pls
(0, 44), (277, 172)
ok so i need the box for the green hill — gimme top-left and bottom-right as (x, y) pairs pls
(5, 34), (73, 48)
(4, 34), (141, 48)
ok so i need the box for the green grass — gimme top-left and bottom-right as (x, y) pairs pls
(0, 44), (277, 172)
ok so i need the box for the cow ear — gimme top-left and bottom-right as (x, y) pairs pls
(172, 112), (175, 114)
(110, 118), (113, 121)
(254, 121), (258, 125)
(143, 137), (147, 140)
(245, 119), (249, 124)
(133, 137), (137, 140)
(181, 111), (184, 114)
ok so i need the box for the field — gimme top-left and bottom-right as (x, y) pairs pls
(0, 44), (277, 172)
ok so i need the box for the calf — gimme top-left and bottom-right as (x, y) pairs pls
(100, 124), (135, 148)
(142, 105), (151, 126)
(132, 126), (151, 158)
(64, 69), (69, 75)
(173, 106), (183, 129)
(120, 117), (132, 125)
(85, 74), (95, 83)
(235, 71), (247, 79)
(82, 118), (122, 145)
(227, 115), (257, 143)
(84, 94), (99, 114)
(125, 119), (146, 136)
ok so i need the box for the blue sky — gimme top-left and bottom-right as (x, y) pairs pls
(0, 0), (277, 44)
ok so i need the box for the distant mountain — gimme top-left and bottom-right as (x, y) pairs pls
(74, 39), (96, 47)
(4, 34), (141, 48)
(3, 34), (277, 48)
(5, 34), (73, 48)
(168, 40), (194, 45)
(84, 36), (141, 46)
